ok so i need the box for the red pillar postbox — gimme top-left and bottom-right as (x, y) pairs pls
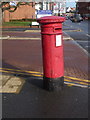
(37, 16), (65, 91)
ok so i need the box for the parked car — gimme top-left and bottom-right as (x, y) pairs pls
(70, 14), (83, 22)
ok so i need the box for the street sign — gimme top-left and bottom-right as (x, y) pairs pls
(37, 10), (52, 18)
(37, 10), (52, 15)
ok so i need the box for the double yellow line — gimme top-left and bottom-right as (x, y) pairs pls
(0, 68), (89, 88)
(64, 76), (89, 88)
(0, 68), (43, 77)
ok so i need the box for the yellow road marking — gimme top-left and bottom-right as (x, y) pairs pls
(0, 70), (16, 74)
(64, 82), (76, 86)
(66, 84), (73, 86)
(0, 68), (43, 74)
(24, 70), (43, 75)
(1, 70), (89, 86)
(65, 79), (89, 86)
(64, 82), (88, 88)
(64, 76), (89, 83)
(0, 68), (89, 87)
(0, 70), (41, 76)
(30, 74), (43, 77)
(1, 70), (43, 77)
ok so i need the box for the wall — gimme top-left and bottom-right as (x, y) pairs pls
(4, 3), (35, 22)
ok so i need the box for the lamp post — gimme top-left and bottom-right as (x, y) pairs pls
(75, 0), (78, 14)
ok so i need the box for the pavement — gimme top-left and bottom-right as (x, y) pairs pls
(0, 28), (89, 119)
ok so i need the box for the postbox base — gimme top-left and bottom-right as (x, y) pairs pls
(43, 76), (64, 91)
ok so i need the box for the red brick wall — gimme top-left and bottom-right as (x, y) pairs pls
(4, 4), (36, 22)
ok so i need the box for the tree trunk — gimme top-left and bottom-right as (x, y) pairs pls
(0, 7), (2, 37)
(4, 10), (10, 22)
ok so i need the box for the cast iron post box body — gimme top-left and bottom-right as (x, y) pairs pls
(37, 16), (65, 91)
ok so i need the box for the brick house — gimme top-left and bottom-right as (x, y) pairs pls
(3, 2), (36, 22)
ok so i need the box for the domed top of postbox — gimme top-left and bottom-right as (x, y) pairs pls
(37, 16), (65, 24)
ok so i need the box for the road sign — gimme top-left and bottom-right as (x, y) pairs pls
(37, 10), (52, 18)
(37, 10), (52, 14)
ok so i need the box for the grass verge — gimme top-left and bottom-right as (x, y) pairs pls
(2, 21), (32, 26)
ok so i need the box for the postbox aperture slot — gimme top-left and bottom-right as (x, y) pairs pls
(55, 28), (61, 30)
(54, 27), (61, 32)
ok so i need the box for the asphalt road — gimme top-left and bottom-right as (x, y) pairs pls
(64, 19), (90, 53)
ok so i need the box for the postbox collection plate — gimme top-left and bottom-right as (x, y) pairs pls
(56, 35), (62, 47)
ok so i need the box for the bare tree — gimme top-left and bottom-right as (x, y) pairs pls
(0, 2), (32, 22)
(0, 2), (31, 12)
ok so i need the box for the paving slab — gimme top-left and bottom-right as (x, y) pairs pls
(0, 73), (25, 94)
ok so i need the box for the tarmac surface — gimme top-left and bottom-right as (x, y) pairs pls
(0, 28), (89, 118)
